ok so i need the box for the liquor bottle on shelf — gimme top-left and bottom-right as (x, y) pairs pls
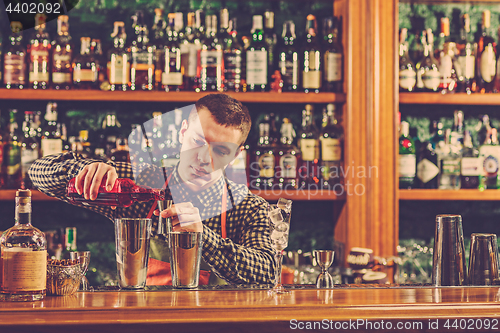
(437, 128), (461, 190)
(223, 18), (244, 92)
(250, 114), (275, 190)
(21, 111), (40, 189)
(100, 112), (121, 157)
(436, 18), (457, 93)
(51, 15), (73, 90)
(479, 128), (500, 190)
(278, 20), (299, 92)
(398, 121), (416, 189)
(410, 30), (425, 66)
(4, 110), (22, 189)
(181, 11), (203, 91)
(111, 137), (131, 163)
(0, 189), (47, 301)
(398, 28), (416, 92)
(130, 11), (155, 91)
(108, 21), (130, 92)
(323, 17), (343, 93)
(76, 130), (93, 159)
(435, 17), (451, 61)
(416, 123), (439, 189)
(72, 37), (99, 89)
(3, 22), (26, 89)
(461, 130), (480, 189)
(28, 14), (50, 90)
(416, 29), (440, 92)
(67, 177), (166, 207)
(197, 14), (223, 92)
(298, 104), (320, 189)
(152, 8), (166, 91)
(264, 10), (277, 79)
(61, 227), (77, 259)
(246, 15), (268, 92)
(455, 14), (475, 94)
(450, 110), (464, 146)
(320, 104), (343, 189)
(161, 13), (183, 92)
(476, 10), (497, 93)
(90, 39), (105, 88)
(275, 118), (299, 190)
(41, 102), (63, 157)
(302, 14), (322, 93)
(477, 114), (492, 147)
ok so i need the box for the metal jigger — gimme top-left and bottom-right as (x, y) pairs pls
(314, 250), (335, 288)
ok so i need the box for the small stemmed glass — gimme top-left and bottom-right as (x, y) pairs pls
(268, 198), (292, 295)
(314, 250), (335, 288)
(70, 251), (91, 291)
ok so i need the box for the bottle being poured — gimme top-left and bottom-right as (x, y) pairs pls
(67, 177), (165, 207)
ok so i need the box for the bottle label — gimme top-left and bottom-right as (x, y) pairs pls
(246, 50), (268, 85)
(279, 153), (297, 178)
(461, 157), (481, 176)
(417, 158), (439, 183)
(456, 55), (475, 79)
(162, 72), (183, 85)
(399, 69), (417, 89)
(109, 55), (130, 84)
(279, 58), (299, 86)
(302, 70), (321, 89)
(300, 138), (319, 161)
(321, 138), (342, 161)
(399, 154), (416, 177)
(52, 72), (71, 84)
(441, 159), (461, 175)
(258, 153), (275, 178)
(3, 54), (26, 84)
(41, 138), (63, 157)
(73, 68), (97, 82)
(2, 248), (47, 292)
(133, 51), (154, 65)
(224, 51), (243, 85)
(200, 50), (223, 67)
(326, 52), (342, 82)
(422, 69), (440, 90)
(29, 71), (49, 83)
(483, 155), (499, 176)
(480, 45), (496, 83)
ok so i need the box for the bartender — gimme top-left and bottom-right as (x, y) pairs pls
(29, 93), (275, 285)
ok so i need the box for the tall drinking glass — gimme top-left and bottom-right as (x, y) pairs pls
(268, 198), (292, 295)
(70, 251), (91, 291)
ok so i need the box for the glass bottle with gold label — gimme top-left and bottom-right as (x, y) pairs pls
(108, 21), (130, 91)
(197, 14), (223, 92)
(3, 22), (26, 89)
(323, 17), (343, 93)
(130, 11), (155, 91)
(302, 15), (322, 93)
(456, 14), (475, 94)
(416, 29), (440, 92)
(477, 10), (497, 93)
(275, 118), (299, 190)
(162, 14), (183, 92)
(51, 15), (73, 90)
(28, 14), (50, 89)
(298, 104), (320, 189)
(250, 115), (275, 190)
(320, 104), (343, 189)
(0, 189), (47, 301)
(246, 15), (268, 92)
(399, 28), (416, 92)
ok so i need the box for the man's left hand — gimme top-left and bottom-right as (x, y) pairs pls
(154, 202), (203, 233)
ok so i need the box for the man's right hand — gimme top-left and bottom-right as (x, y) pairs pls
(75, 163), (118, 201)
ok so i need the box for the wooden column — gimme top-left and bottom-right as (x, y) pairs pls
(334, 0), (398, 259)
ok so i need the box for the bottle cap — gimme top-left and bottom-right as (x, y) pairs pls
(483, 10), (491, 28)
(251, 15), (263, 32)
(327, 103), (335, 113)
(10, 21), (23, 33)
(264, 11), (274, 29)
(16, 189), (32, 197)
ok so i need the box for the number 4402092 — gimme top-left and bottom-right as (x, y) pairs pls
(5, 2), (61, 14)
(444, 318), (498, 330)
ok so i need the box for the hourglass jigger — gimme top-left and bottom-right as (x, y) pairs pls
(314, 250), (335, 288)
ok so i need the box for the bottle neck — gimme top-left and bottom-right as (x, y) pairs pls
(15, 196), (32, 226)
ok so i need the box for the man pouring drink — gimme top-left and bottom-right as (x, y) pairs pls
(29, 93), (275, 286)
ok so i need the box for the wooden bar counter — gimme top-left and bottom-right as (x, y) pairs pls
(1, 286), (500, 332)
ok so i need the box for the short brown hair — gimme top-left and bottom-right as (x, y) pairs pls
(192, 93), (251, 145)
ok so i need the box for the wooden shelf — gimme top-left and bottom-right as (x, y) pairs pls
(399, 189), (500, 201)
(399, 92), (500, 105)
(250, 189), (346, 201)
(0, 189), (58, 201)
(0, 89), (345, 104)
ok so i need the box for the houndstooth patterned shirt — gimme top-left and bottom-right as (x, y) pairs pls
(29, 152), (276, 284)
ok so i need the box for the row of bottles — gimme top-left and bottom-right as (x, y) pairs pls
(250, 104), (344, 191)
(399, 111), (500, 190)
(1, 9), (343, 93)
(399, 10), (500, 94)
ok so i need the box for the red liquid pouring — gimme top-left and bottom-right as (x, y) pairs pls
(67, 178), (165, 207)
